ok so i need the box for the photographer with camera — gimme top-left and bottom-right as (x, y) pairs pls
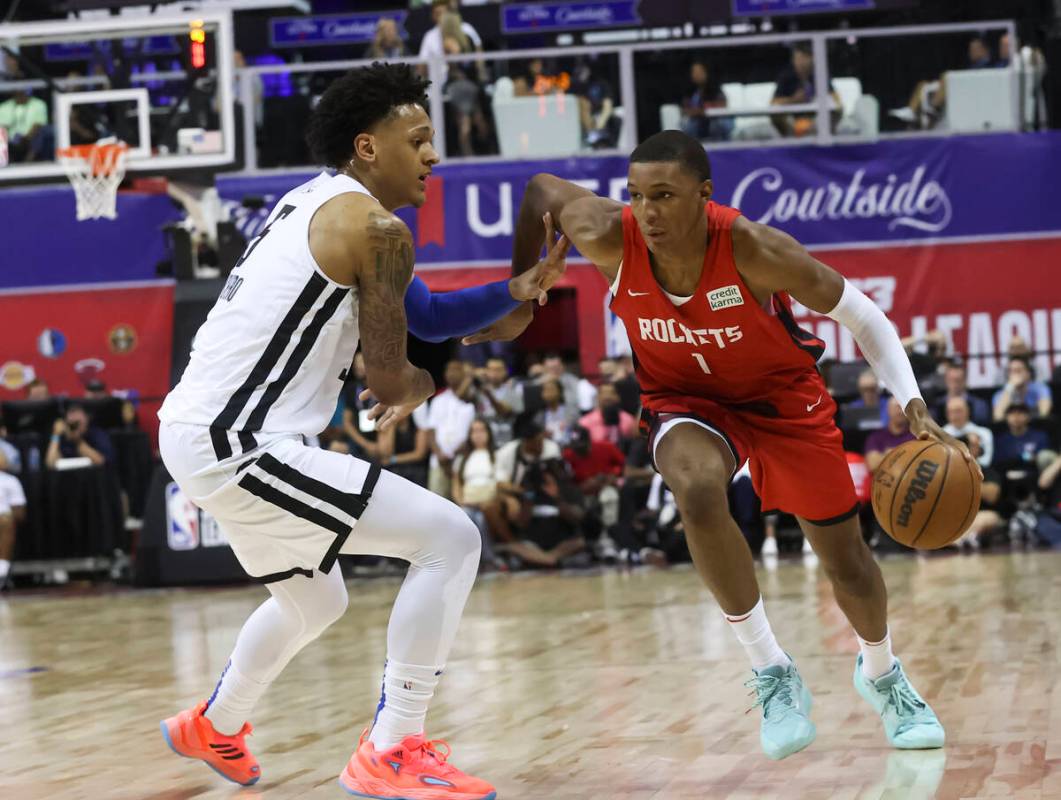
(484, 414), (586, 568)
(44, 404), (113, 470)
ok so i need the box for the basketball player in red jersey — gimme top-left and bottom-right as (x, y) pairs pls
(493, 131), (980, 760)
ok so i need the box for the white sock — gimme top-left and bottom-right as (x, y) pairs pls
(857, 628), (896, 681)
(0, 559), (9, 579)
(203, 660), (270, 736)
(369, 660), (442, 751)
(724, 596), (791, 672)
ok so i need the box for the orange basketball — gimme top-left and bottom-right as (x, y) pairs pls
(871, 439), (982, 549)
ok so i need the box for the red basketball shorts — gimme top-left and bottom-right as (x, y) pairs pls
(642, 370), (859, 525)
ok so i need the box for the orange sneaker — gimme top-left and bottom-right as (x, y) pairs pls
(160, 701), (261, 786)
(339, 730), (496, 800)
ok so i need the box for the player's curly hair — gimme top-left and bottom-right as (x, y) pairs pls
(306, 62), (431, 169)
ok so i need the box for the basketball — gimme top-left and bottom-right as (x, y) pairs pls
(871, 440), (982, 549)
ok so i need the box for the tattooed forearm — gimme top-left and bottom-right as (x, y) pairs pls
(359, 212), (415, 375)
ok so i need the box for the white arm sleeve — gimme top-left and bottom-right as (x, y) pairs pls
(825, 280), (923, 411)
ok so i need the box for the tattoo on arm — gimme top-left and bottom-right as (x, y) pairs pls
(360, 212), (415, 370)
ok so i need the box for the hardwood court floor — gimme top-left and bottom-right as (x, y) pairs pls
(2, 550), (1060, 799)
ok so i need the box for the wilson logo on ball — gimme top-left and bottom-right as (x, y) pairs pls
(896, 460), (940, 527)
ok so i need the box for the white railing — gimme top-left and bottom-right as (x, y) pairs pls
(0, 18), (1024, 180)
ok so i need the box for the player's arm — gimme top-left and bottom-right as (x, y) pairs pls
(732, 218), (979, 472)
(311, 195), (434, 412)
(463, 175), (621, 345)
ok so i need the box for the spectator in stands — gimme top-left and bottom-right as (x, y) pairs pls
(538, 352), (581, 416)
(426, 360), (476, 497)
(419, 0), (482, 62)
(770, 43), (839, 137)
(513, 58), (570, 96)
(0, 501), (12, 587)
(0, 422), (26, 525)
(934, 360), (989, 425)
(954, 432), (1004, 550)
(440, 10), (492, 156)
(848, 368), (889, 427)
(994, 402), (1054, 470)
(84, 378), (108, 400)
(899, 36), (1003, 129)
(993, 356), (1052, 421)
(995, 32), (1012, 68)
(902, 329), (948, 389)
(540, 378), (578, 446)
(563, 424), (624, 545)
(45, 404), (113, 469)
(340, 352), (379, 460)
(571, 59), (618, 149)
(364, 17), (407, 60)
(1007, 334), (1033, 361)
(943, 396), (994, 467)
(376, 411), (430, 488)
(580, 382), (637, 448)
(25, 379), (49, 401)
(681, 60), (731, 142)
(0, 88), (52, 162)
(609, 355), (642, 415)
(452, 418), (500, 566)
(1036, 451), (1061, 548)
(864, 397), (915, 474)
(471, 357), (523, 446)
(612, 436), (656, 559)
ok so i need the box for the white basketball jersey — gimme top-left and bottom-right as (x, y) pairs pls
(159, 171), (370, 461)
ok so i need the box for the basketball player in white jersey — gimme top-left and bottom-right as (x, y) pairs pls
(157, 63), (567, 799)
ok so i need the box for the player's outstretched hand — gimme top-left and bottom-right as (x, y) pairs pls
(359, 388), (421, 433)
(508, 212), (571, 306)
(908, 409), (984, 481)
(461, 303), (533, 346)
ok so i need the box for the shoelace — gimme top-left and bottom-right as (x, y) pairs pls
(744, 674), (795, 720)
(415, 738), (458, 775)
(881, 680), (928, 734)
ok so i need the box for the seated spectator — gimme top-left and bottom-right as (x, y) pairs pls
(541, 378), (578, 446)
(0, 88), (52, 163)
(933, 360), (989, 426)
(440, 10), (492, 156)
(0, 422), (26, 525)
(452, 418), (500, 566)
(419, 0), (482, 62)
(376, 412), (430, 488)
(942, 396), (993, 467)
(340, 353), (379, 460)
(0, 497), (12, 587)
(993, 356), (1052, 421)
(1007, 333), (1033, 362)
(571, 60), (618, 149)
(364, 17), (407, 60)
(579, 382), (636, 448)
(901, 329), (948, 395)
(864, 397), (915, 474)
(612, 436), (657, 558)
(537, 352), (582, 417)
(471, 357), (523, 446)
(609, 355), (642, 416)
(485, 415), (583, 567)
(426, 360), (476, 498)
(1035, 450), (1061, 548)
(563, 424), (624, 551)
(899, 36), (1005, 129)
(681, 60), (731, 142)
(25, 378), (50, 401)
(513, 58), (570, 97)
(994, 403), (1054, 470)
(770, 43), (839, 137)
(954, 432), (1004, 549)
(45, 404), (113, 469)
(847, 368), (889, 427)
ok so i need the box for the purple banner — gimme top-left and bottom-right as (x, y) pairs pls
(733, 0), (874, 16)
(215, 132), (1061, 268)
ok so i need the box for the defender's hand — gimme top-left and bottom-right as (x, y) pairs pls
(359, 388), (420, 434)
(507, 213), (571, 306)
(461, 302), (534, 346)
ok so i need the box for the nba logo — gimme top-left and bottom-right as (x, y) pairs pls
(166, 482), (200, 551)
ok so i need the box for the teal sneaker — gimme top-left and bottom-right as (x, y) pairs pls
(746, 661), (816, 760)
(853, 655), (945, 749)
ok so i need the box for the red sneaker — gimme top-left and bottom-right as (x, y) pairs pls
(160, 701), (261, 786)
(339, 729), (496, 799)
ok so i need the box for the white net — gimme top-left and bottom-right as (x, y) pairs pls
(57, 140), (129, 221)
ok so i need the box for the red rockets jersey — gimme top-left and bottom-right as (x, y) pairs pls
(609, 201), (826, 409)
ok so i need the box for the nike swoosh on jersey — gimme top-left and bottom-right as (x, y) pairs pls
(627, 289), (650, 297)
(806, 395), (824, 412)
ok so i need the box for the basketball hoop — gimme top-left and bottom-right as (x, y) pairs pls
(57, 140), (129, 221)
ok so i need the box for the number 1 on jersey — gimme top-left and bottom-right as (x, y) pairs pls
(691, 353), (712, 374)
